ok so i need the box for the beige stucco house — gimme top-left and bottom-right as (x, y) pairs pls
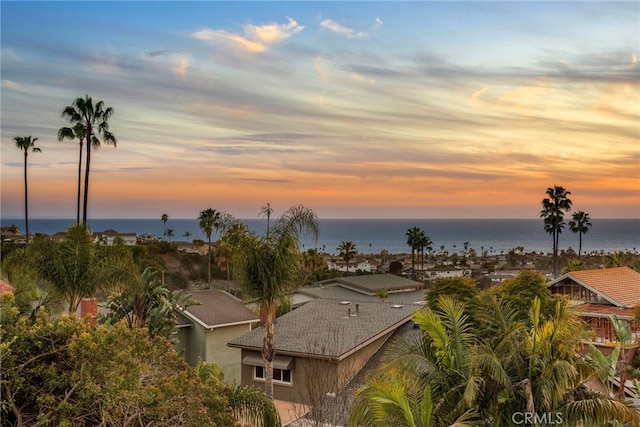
(175, 288), (259, 384)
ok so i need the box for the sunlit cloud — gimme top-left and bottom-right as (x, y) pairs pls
(192, 17), (304, 53)
(320, 18), (366, 39)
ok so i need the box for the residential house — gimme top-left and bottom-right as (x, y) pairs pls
(426, 266), (470, 280)
(93, 229), (137, 246)
(175, 288), (259, 384)
(549, 267), (640, 343)
(227, 299), (419, 406)
(327, 256), (378, 273)
(292, 274), (425, 307)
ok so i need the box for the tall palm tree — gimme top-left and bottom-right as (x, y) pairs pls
(14, 136), (41, 244)
(161, 213), (169, 239)
(540, 185), (572, 278)
(198, 208), (221, 284)
(337, 241), (357, 274)
(182, 230), (192, 242)
(61, 94), (116, 225)
(416, 230), (432, 282)
(165, 228), (174, 242)
(260, 202), (274, 238)
(405, 227), (421, 279)
(229, 204), (318, 400)
(58, 123), (87, 224)
(568, 211), (592, 258)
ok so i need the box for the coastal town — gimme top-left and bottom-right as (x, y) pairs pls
(2, 214), (640, 426)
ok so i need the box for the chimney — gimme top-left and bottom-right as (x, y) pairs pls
(356, 303), (359, 314)
(348, 308), (351, 317)
(80, 297), (97, 325)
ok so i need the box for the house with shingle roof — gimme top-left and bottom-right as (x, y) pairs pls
(227, 298), (419, 406)
(174, 288), (259, 384)
(549, 267), (640, 343)
(292, 273), (425, 307)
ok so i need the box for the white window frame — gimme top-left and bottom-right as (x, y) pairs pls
(253, 365), (293, 385)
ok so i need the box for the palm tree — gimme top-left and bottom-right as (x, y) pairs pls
(405, 227), (421, 279)
(416, 230), (432, 282)
(14, 136), (42, 244)
(568, 211), (592, 258)
(540, 185), (572, 278)
(301, 248), (326, 284)
(260, 202), (274, 237)
(606, 250), (627, 268)
(337, 241), (357, 274)
(198, 208), (222, 284)
(61, 94), (116, 225)
(161, 213), (169, 238)
(609, 314), (633, 399)
(229, 204), (318, 400)
(58, 123), (87, 224)
(164, 228), (174, 242)
(183, 230), (192, 242)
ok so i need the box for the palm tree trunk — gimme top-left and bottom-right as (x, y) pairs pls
(263, 301), (276, 400)
(207, 236), (212, 284)
(82, 125), (92, 225)
(23, 152), (29, 245)
(77, 141), (83, 225)
(578, 233), (583, 258)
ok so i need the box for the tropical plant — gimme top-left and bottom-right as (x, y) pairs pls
(568, 211), (592, 258)
(229, 204), (318, 399)
(354, 293), (639, 426)
(301, 248), (326, 284)
(260, 202), (274, 237)
(609, 314), (633, 399)
(183, 230), (192, 241)
(406, 227), (422, 279)
(563, 258), (587, 273)
(26, 224), (135, 313)
(14, 136), (42, 244)
(162, 213), (169, 237)
(416, 230), (432, 281)
(606, 250), (627, 268)
(61, 94), (116, 225)
(165, 228), (174, 242)
(199, 208), (222, 284)
(337, 240), (357, 274)
(58, 123), (87, 224)
(99, 267), (194, 339)
(540, 185), (572, 278)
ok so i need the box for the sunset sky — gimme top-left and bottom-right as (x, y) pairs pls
(1, 1), (638, 220)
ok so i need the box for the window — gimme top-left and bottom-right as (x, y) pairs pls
(253, 366), (292, 385)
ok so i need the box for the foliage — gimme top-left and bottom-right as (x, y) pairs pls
(540, 185), (572, 277)
(489, 270), (557, 324)
(563, 258), (587, 273)
(0, 303), (235, 426)
(98, 267), (195, 339)
(425, 277), (479, 316)
(229, 204), (318, 399)
(337, 240), (357, 273)
(389, 260), (403, 275)
(568, 211), (592, 258)
(61, 94), (116, 225)
(13, 135), (42, 245)
(25, 224), (137, 313)
(352, 294), (639, 427)
(606, 250), (628, 268)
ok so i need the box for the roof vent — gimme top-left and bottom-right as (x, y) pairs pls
(391, 304), (403, 309)
(340, 301), (351, 305)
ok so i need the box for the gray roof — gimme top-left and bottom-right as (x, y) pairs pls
(228, 299), (419, 360)
(182, 289), (258, 328)
(316, 274), (423, 295)
(296, 286), (426, 305)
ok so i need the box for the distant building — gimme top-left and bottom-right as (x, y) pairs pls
(93, 229), (137, 246)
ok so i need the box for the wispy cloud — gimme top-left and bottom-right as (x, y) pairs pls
(192, 17), (304, 53)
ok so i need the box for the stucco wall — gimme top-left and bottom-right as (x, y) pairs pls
(206, 324), (251, 384)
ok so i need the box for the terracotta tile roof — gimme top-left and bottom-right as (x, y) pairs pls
(553, 267), (640, 308)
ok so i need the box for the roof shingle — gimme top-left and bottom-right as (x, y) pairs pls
(183, 289), (258, 328)
(228, 299), (419, 359)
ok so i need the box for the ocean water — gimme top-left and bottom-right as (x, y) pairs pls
(2, 218), (638, 256)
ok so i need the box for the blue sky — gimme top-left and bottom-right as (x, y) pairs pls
(1, 1), (639, 219)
